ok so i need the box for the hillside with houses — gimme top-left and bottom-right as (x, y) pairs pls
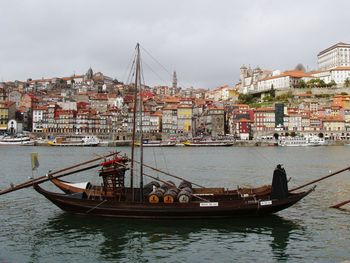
(1, 42), (350, 142)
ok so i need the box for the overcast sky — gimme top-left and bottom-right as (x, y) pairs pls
(0, 0), (349, 88)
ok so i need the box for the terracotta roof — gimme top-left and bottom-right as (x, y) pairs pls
(238, 118), (254, 123)
(330, 66), (350, 71)
(163, 105), (178, 110)
(33, 106), (48, 111)
(254, 107), (274, 112)
(322, 117), (345, 122)
(260, 70), (312, 81)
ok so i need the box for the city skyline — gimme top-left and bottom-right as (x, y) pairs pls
(0, 0), (349, 88)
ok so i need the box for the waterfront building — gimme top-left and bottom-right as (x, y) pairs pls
(43, 104), (60, 133)
(162, 105), (178, 134)
(275, 103), (285, 129)
(228, 105), (254, 136)
(322, 117), (345, 133)
(177, 104), (193, 135)
(310, 117), (322, 131)
(232, 118), (253, 140)
(7, 119), (23, 134)
(0, 101), (16, 132)
(55, 109), (77, 133)
(286, 114), (303, 131)
(318, 42), (350, 70)
(150, 111), (162, 133)
(254, 107), (275, 132)
(200, 106), (225, 137)
(32, 106), (47, 133)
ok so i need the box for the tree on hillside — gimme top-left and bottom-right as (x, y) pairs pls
(344, 78), (350, 88)
(328, 80), (337, 87)
(238, 93), (255, 104)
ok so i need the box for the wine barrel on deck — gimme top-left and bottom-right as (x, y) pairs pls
(178, 180), (192, 190)
(160, 181), (176, 192)
(148, 188), (165, 203)
(177, 187), (193, 203)
(144, 181), (160, 195)
(163, 188), (179, 203)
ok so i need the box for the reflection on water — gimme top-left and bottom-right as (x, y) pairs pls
(40, 213), (303, 262)
(3, 146), (350, 262)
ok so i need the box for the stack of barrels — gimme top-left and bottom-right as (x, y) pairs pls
(177, 181), (192, 203)
(146, 180), (193, 204)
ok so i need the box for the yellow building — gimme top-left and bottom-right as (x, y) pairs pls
(0, 101), (16, 132)
(177, 105), (192, 133)
(0, 102), (9, 131)
(322, 117), (345, 132)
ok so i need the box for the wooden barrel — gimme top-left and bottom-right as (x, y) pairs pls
(177, 188), (192, 203)
(180, 187), (193, 194)
(144, 181), (160, 195)
(163, 188), (179, 204)
(178, 180), (192, 190)
(148, 188), (165, 203)
(161, 180), (176, 191)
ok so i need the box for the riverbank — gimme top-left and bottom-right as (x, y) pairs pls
(33, 139), (348, 147)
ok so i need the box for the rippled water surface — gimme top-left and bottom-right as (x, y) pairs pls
(1, 146), (350, 262)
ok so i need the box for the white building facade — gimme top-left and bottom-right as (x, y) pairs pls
(318, 42), (350, 70)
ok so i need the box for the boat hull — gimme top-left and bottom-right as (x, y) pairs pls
(183, 142), (234, 147)
(34, 184), (312, 219)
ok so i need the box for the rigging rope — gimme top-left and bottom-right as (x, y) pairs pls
(122, 49), (137, 84)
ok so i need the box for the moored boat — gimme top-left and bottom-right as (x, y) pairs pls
(183, 139), (234, 147)
(0, 135), (35, 146)
(135, 140), (176, 147)
(48, 135), (100, 147)
(34, 182), (313, 219)
(278, 135), (326, 147)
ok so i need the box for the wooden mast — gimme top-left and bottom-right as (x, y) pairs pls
(136, 43), (144, 202)
(130, 44), (139, 202)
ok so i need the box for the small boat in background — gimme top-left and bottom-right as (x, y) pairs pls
(0, 134), (35, 146)
(278, 135), (326, 147)
(183, 138), (234, 147)
(135, 139), (176, 147)
(48, 135), (99, 147)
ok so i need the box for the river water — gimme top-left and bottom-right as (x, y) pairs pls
(1, 146), (350, 262)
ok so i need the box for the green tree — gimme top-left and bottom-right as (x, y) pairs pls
(344, 78), (350, 88)
(238, 93), (255, 104)
(328, 80), (337, 87)
(299, 80), (307, 88)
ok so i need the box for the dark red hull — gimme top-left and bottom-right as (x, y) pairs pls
(34, 184), (313, 219)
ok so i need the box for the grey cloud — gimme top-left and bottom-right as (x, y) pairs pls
(0, 0), (349, 88)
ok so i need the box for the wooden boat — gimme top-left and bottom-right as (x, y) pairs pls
(50, 177), (272, 199)
(34, 183), (313, 219)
